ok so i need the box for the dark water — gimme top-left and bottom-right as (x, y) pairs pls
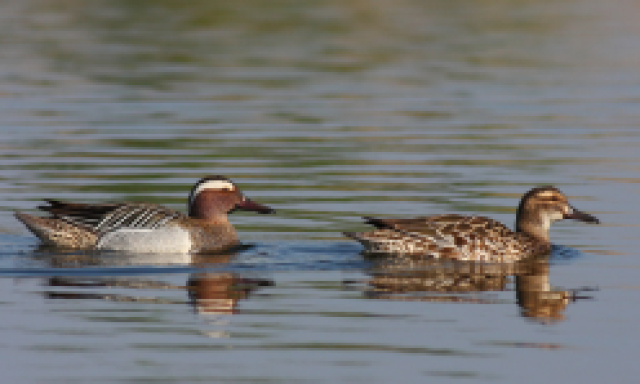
(1, 0), (640, 382)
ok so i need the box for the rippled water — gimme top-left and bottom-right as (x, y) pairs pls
(1, 0), (640, 382)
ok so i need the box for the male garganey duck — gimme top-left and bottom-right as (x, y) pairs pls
(344, 186), (599, 262)
(15, 175), (275, 254)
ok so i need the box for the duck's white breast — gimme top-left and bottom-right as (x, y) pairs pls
(97, 227), (192, 254)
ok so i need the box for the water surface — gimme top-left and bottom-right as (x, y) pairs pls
(1, 0), (639, 382)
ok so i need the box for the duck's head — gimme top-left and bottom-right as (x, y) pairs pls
(188, 175), (275, 220)
(515, 186), (599, 242)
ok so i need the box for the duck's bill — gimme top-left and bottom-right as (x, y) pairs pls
(234, 198), (275, 214)
(564, 206), (599, 224)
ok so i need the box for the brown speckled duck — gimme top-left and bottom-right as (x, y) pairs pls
(15, 175), (275, 254)
(344, 186), (599, 262)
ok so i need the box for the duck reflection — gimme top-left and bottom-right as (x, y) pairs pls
(33, 247), (272, 316)
(187, 272), (273, 314)
(514, 260), (577, 322)
(357, 255), (593, 323)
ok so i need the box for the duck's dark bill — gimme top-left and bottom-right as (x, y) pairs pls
(234, 199), (275, 214)
(564, 207), (599, 224)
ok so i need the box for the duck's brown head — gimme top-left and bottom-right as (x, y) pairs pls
(188, 175), (275, 220)
(515, 186), (599, 242)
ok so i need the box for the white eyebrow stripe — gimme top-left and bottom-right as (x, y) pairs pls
(189, 180), (235, 204)
(537, 191), (559, 198)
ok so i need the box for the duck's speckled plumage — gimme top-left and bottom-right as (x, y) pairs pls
(344, 186), (599, 262)
(347, 214), (550, 262)
(15, 175), (275, 254)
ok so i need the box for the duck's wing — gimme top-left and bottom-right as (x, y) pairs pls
(345, 215), (456, 256)
(365, 214), (514, 242)
(361, 216), (448, 242)
(39, 200), (186, 234)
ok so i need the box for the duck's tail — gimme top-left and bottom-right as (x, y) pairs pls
(14, 212), (98, 248)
